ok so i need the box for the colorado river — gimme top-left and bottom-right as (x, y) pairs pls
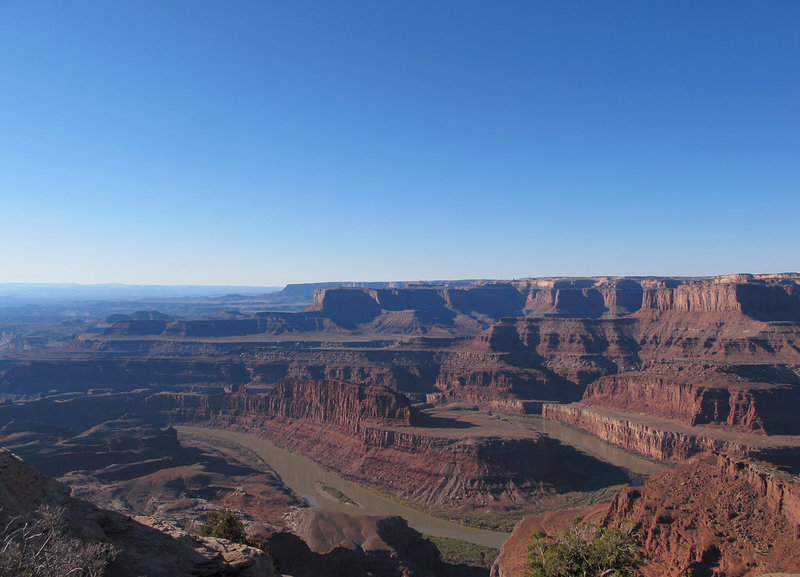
(176, 425), (511, 548)
(505, 414), (672, 482)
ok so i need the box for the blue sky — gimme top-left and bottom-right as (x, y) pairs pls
(1, 1), (798, 285)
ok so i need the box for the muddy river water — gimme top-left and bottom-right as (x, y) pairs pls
(176, 416), (669, 548)
(176, 425), (511, 547)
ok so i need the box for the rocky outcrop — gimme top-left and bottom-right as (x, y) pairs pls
(0, 448), (277, 577)
(285, 509), (442, 577)
(489, 503), (608, 577)
(606, 454), (800, 576)
(491, 453), (800, 577)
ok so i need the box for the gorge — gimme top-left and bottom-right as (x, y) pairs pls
(1, 273), (800, 576)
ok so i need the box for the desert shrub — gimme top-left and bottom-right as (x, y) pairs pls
(527, 520), (639, 577)
(199, 507), (247, 544)
(0, 505), (116, 577)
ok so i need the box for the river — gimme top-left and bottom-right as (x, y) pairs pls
(176, 413), (670, 549)
(176, 425), (511, 548)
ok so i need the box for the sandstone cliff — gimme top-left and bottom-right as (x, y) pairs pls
(579, 364), (800, 434)
(542, 403), (800, 468)
(148, 377), (420, 434)
(147, 379), (629, 514)
(99, 275), (800, 340)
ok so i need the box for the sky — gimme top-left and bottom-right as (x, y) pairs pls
(1, 1), (798, 286)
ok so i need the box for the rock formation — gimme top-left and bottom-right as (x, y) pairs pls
(606, 453), (800, 576)
(0, 448), (278, 577)
(147, 379), (629, 515)
(491, 453), (800, 577)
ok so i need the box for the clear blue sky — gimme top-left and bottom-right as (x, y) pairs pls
(1, 1), (798, 285)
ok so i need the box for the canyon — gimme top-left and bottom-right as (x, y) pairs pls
(1, 273), (799, 575)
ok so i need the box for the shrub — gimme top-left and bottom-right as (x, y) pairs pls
(527, 520), (639, 577)
(199, 508), (247, 544)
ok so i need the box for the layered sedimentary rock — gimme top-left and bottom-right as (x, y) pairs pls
(148, 379), (629, 512)
(149, 378), (419, 433)
(542, 403), (800, 468)
(579, 365), (800, 434)
(434, 317), (641, 406)
(98, 274), (800, 340)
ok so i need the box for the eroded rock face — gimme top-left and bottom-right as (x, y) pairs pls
(606, 454), (800, 577)
(147, 380), (628, 512)
(541, 403), (800, 468)
(148, 377), (420, 434)
(491, 454), (800, 577)
(579, 364), (800, 434)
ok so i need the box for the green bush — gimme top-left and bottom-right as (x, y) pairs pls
(199, 508), (247, 544)
(527, 520), (639, 577)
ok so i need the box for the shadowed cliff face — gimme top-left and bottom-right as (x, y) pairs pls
(0, 448), (279, 577)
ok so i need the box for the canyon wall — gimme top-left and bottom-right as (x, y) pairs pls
(542, 403), (800, 469)
(579, 365), (800, 434)
(147, 380), (629, 512)
(148, 378), (419, 435)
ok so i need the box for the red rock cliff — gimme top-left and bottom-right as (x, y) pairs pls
(605, 454), (800, 576)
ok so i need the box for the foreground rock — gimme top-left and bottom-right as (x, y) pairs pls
(489, 503), (608, 577)
(0, 447), (277, 577)
(260, 509), (442, 577)
(608, 453), (800, 576)
(491, 453), (800, 577)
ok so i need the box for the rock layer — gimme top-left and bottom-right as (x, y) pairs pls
(147, 379), (629, 513)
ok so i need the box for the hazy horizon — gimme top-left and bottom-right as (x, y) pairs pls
(2, 2), (798, 285)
